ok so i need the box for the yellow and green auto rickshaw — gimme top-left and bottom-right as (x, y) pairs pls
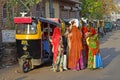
(14, 15), (60, 73)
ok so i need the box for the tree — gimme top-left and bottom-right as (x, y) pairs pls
(90, 1), (104, 19)
(99, 0), (117, 15)
(81, 0), (105, 19)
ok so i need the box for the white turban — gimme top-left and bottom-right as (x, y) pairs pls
(81, 18), (88, 24)
(69, 19), (79, 27)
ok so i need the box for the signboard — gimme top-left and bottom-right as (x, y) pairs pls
(2, 30), (16, 43)
(14, 17), (32, 23)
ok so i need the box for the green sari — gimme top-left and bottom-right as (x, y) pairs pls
(86, 34), (99, 69)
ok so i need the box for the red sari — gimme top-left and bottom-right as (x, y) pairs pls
(90, 27), (96, 35)
(52, 27), (61, 64)
(81, 26), (89, 67)
(81, 26), (96, 67)
(81, 25), (88, 38)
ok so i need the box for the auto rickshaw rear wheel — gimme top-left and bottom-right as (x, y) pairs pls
(22, 61), (30, 73)
(19, 58), (30, 73)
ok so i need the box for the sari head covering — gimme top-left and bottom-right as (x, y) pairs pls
(90, 27), (96, 35)
(69, 19), (79, 28)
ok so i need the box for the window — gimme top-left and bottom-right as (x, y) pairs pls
(2, 4), (7, 19)
(41, 7), (45, 17)
(16, 22), (37, 34)
(36, 4), (40, 17)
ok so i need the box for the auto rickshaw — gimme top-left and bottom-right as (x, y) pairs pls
(14, 14), (60, 73)
(104, 21), (112, 32)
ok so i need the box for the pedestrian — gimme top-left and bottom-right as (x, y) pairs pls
(81, 21), (89, 68)
(86, 22), (103, 69)
(67, 19), (84, 70)
(98, 21), (104, 38)
(55, 37), (64, 72)
(49, 27), (61, 72)
(62, 25), (70, 70)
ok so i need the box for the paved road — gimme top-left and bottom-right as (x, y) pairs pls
(0, 30), (120, 80)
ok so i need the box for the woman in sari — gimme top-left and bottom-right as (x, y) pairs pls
(68, 19), (84, 70)
(50, 27), (61, 72)
(56, 37), (64, 72)
(86, 24), (103, 69)
(81, 21), (89, 67)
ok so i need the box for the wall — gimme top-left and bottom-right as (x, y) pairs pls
(53, 1), (60, 18)
(45, 1), (50, 18)
(59, 0), (81, 19)
(0, 0), (7, 28)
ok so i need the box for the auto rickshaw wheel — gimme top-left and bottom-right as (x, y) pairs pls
(22, 60), (30, 73)
(19, 58), (30, 73)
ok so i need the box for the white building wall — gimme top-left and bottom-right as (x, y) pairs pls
(111, 0), (120, 21)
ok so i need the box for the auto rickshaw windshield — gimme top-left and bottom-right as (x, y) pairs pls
(16, 22), (37, 34)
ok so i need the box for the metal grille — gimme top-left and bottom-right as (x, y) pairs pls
(16, 0), (30, 16)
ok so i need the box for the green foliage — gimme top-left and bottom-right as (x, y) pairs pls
(81, 0), (104, 19)
(8, 0), (42, 13)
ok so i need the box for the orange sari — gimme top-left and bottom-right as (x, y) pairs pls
(68, 26), (83, 69)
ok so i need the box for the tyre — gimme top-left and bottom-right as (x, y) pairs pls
(19, 59), (30, 73)
(22, 61), (30, 73)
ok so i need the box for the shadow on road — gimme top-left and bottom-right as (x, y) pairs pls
(32, 60), (53, 70)
(100, 32), (114, 44)
(100, 48), (120, 68)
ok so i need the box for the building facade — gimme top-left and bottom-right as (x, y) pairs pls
(0, 0), (81, 29)
(0, 0), (8, 29)
(35, 0), (81, 19)
(45, 0), (81, 19)
(110, 0), (120, 21)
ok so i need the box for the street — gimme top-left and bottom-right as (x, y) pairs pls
(0, 30), (120, 80)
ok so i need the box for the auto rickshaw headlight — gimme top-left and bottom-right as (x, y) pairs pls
(23, 46), (27, 51)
